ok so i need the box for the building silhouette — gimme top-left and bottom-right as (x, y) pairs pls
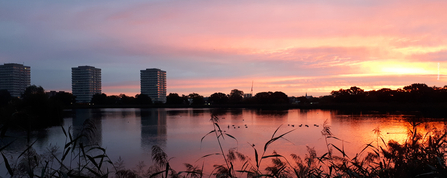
(0, 63), (30, 97)
(140, 68), (166, 103)
(72, 66), (101, 103)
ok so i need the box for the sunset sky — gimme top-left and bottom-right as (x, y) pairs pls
(1, 0), (446, 97)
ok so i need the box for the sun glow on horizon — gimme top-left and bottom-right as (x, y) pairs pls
(381, 67), (429, 75)
(361, 61), (440, 76)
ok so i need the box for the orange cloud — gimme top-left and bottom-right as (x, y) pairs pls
(5, 1), (447, 95)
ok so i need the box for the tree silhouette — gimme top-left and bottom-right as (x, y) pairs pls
(0, 89), (11, 107)
(229, 89), (244, 104)
(254, 91), (289, 104)
(347, 86), (364, 95)
(403, 83), (435, 102)
(255, 92), (271, 104)
(22, 85), (47, 105)
(328, 83), (447, 103)
(166, 93), (185, 105)
(119, 94), (136, 105)
(188, 93), (205, 105)
(208, 92), (229, 105)
(367, 88), (393, 102)
(271, 91), (289, 104)
(403, 83), (431, 92)
(135, 94), (152, 105)
(107, 95), (120, 104)
(3, 85), (63, 129)
(331, 86), (365, 102)
(49, 92), (76, 106)
(296, 96), (310, 104)
(91, 93), (108, 105)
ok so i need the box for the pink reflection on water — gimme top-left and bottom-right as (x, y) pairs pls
(33, 108), (447, 177)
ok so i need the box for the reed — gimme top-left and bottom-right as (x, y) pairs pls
(0, 118), (116, 177)
(149, 116), (447, 178)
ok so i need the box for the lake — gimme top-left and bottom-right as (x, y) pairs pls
(2, 108), (446, 176)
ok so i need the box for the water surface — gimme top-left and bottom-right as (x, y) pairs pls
(3, 108), (446, 176)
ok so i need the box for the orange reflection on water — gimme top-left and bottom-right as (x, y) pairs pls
(45, 108), (447, 176)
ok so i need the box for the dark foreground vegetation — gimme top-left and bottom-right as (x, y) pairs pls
(137, 116), (447, 178)
(1, 114), (447, 177)
(0, 85), (70, 129)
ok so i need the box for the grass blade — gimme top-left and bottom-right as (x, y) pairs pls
(214, 123), (222, 132)
(330, 143), (348, 158)
(61, 147), (71, 161)
(197, 153), (221, 161)
(61, 125), (67, 137)
(252, 145), (259, 169)
(264, 129), (294, 152)
(271, 125), (282, 139)
(225, 133), (238, 145)
(262, 154), (285, 159)
(201, 130), (215, 143)
(150, 170), (165, 178)
(87, 155), (100, 170)
(1, 153), (13, 177)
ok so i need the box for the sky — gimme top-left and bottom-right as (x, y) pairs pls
(1, 0), (447, 97)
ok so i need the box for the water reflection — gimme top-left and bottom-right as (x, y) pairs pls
(0, 129), (51, 153)
(230, 109), (243, 116)
(72, 109), (102, 145)
(4, 108), (447, 176)
(255, 109), (288, 117)
(120, 109), (133, 118)
(191, 109), (206, 117)
(210, 108), (229, 117)
(255, 109), (288, 120)
(166, 109), (189, 116)
(139, 108), (167, 149)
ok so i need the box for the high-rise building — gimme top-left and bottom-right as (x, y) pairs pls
(0, 63), (31, 97)
(141, 68), (166, 103)
(72, 66), (101, 103)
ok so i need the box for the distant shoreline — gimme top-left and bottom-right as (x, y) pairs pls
(67, 102), (447, 117)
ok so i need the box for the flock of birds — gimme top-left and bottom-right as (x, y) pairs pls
(288, 124), (320, 127)
(227, 124), (249, 129)
(225, 123), (320, 130)
(221, 117), (322, 131)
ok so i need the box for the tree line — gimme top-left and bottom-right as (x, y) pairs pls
(166, 89), (289, 105)
(88, 89), (290, 106)
(1, 83), (446, 108)
(1, 83), (446, 122)
(1, 83), (447, 129)
(329, 83), (447, 103)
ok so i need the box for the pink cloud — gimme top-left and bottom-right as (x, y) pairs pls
(3, 0), (447, 96)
